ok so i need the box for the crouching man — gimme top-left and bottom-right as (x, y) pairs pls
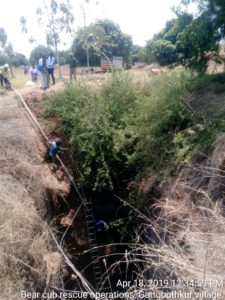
(0, 64), (12, 90)
(48, 138), (66, 170)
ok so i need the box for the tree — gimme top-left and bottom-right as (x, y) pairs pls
(29, 45), (52, 64)
(0, 28), (28, 71)
(0, 28), (7, 51)
(21, 0), (74, 78)
(175, 12), (218, 72)
(36, 0), (74, 77)
(13, 53), (28, 67)
(146, 39), (177, 66)
(129, 45), (145, 64)
(72, 19), (133, 67)
(58, 50), (69, 65)
(182, 0), (225, 39)
(145, 11), (218, 72)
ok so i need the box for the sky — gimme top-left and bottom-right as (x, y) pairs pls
(0, 0), (185, 58)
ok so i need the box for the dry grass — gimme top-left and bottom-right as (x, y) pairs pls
(99, 136), (225, 298)
(10, 65), (159, 91)
(0, 95), (63, 299)
(122, 136), (225, 298)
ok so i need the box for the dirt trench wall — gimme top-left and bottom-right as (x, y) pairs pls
(0, 93), (70, 299)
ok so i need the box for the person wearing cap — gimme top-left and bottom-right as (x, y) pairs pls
(69, 53), (78, 82)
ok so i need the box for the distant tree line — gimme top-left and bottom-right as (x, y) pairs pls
(3, 0), (225, 73)
(0, 28), (28, 67)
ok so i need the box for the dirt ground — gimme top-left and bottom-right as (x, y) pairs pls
(10, 64), (165, 92)
(0, 88), (72, 298)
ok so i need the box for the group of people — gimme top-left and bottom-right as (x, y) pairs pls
(37, 52), (78, 90)
(0, 52), (78, 91)
(36, 53), (56, 90)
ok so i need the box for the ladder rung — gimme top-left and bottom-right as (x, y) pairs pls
(87, 221), (94, 224)
(88, 232), (96, 236)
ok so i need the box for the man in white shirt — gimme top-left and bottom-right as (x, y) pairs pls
(47, 53), (56, 85)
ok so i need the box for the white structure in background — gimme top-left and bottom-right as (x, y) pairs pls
(112, 56), (123, 69)
(101, 56), (123, 71)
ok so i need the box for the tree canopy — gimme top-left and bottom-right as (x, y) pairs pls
(72, 19), (133, 66)
(145, 10), (219, 72)
(0, 28), (28, 67)
(0, 28), (7, 51)
(30, 45), (52, 64)
(29, 45), (52, 64)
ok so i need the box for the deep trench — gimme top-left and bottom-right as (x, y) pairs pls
(46, 182), (139, 293)
(22, 91), (149, 295)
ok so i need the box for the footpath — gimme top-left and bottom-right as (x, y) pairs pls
(0, 91), (69, 299)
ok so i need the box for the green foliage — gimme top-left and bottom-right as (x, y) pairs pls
(12, 52), (28, 67)
(130, 45), (144, 64)
(45, 69), (225, 194)
(183, 0), (225, 39)
(146, 39), (177, 66)
(58, 50), (69, 65)
(45, 72), (139, 192)
(0, 27), (7, 50)
(135, 70), (193, 171)
(72, 19), (133, 66)
(0, 42), (28, 67)
(145, 11), (218, 72)
(29, 45), (52, 64)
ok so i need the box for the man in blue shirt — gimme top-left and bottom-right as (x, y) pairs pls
(48, 138), (63, 165)
(47, 53), (56, 85)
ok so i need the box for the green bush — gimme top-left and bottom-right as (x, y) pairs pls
(135, 69), (193, 172)
(45, 69), (225, 194)
(45, 73), (140, 192)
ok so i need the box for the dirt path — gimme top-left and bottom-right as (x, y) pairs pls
(0, 91), (69, 299)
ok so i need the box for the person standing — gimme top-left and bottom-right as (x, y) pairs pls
(47, 53), (56, 85)
(69, 53), (78, 82)
(24, 65), (28, 75)
(29, 64), (38, 82)
(37, 56), (48, 90)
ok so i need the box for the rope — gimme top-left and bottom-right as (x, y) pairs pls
(12, 87), (85, 204)
(12, 87), (105, 295)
